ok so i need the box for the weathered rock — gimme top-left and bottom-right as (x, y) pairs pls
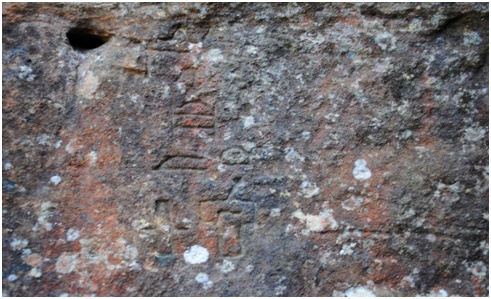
(2, 3), (488, 296)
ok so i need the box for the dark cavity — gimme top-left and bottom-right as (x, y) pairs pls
(66, 28), (110, 51)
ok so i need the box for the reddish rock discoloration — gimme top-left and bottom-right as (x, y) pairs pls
(3, 3), (488, 297)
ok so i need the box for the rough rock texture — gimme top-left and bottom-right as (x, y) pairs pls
(2, 3), (489, 297)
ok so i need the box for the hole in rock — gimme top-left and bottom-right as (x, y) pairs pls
(66, 28), (110, 51)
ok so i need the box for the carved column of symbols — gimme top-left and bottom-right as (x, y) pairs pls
(167, 92), (219, 254)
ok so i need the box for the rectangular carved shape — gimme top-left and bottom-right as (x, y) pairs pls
(155, 200), (170, 216)
(161, 156), (210, 170)
(174, 115), (215, 128)
(218, 213), (242, 256)
(200, 202), (222, 222)
(174, 103), (213, 115)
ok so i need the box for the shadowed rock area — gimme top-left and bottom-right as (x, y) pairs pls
(2, 3), (489, 296)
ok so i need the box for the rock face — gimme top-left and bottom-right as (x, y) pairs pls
(2, 3), (489, 297)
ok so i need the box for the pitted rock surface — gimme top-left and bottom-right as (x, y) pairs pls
(2, 3), (489, 297)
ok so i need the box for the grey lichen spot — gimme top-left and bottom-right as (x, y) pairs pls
(222, 148), (248, 164)
(155, 253), (177, 267)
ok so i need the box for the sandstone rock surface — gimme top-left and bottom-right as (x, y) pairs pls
(2, 3), (489, 296)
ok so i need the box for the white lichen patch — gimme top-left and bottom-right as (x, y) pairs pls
(50, 175), (62, 185)
(87, 151), (98, 166)
(335, 229), (362, 245)
(342, 196), (364, 211)
(275, 285), (287, 296)
(433, 182), (462, 203)
(183, 245), (209, 264)
(33, 201), (58, 232)
(4, 162), (13, 170)
(270, 208), (281, 217)
(245, 45), (259, 55)
(423, 289), (449, 297)
(22, 253), (43, 267)
(353, 159), (372, 181)
(195, 272), (213, 290)
(342, 285), (376, 297)
(292, 208), (339, 235)
(56, 253), (78, 274)
(176, 82), (187, 94)
(78, 237), (140, 271)
(35, 216), (52, 231)
(216, 259), (235, 273)
(41, 201), (57, 212)
(66, 228), (81, 242)
(77, 70), (99, 100)
(400, 275), (416, 288)
(280, 190), (291, 198)
(243, 116), (256, 130)
(464, 126), (486, 142)
(426, 234), (437, 243)
(285, 224), (295, 234)
(437, 289), (449, 297)
(241, 141), (256, 152)
(125, 244), (139, 262)
(28, 267), (42, 278)
(479, 241), (488, 256)
(217, 163), (227, 172)
(339, 242), (357, 255)
(465, 261), (487, 280)
(36, 134), (53, 146)
(10, 238), (28, 251)
(400, 130), (413, 140)
(65, 141), (75, 154)
(299, 181), (320, 198)
(324, 112), (340, 123)
(245, 265), (255, 273)
(463, 30), (482, 46)
(204, 48), (224, 63)
(188, 42), (202, 53)
(408, 18), (423, 32)
(374, 32), (397, 51)
(301, 131), (311, 141)
(285, 147), (305, 163)
(18, 65), (36, 81)
(319, 252), (332, 266)
(132, 219), (151, 230)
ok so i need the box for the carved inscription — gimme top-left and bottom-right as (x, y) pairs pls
(143, 50), (254, 258)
